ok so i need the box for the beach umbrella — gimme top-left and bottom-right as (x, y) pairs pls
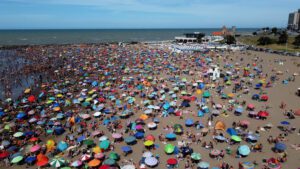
(235, 107), (244, 113)
(191, 152), (201, 160)
(57, 141), (68, 151)
(238, 145), (251, 156)
(246, 134), (258, 141)
(0, 151), (9, 159)
(121, 146), (132, 153)
(167, 158), (178, 165)
(16, 112), (26, 119)
(214, 135), (226, 141)
(280, 121), (290, 126)
(71, 160), (82, 167)
(50, 158), (66, 168)
(124, 136), (136, 144)
(258, 111), (269, 117)
(99, 140), (110, 150)
(226, 128), (237, 136)
(36, 153), (49, 167)
(121, 164), (136, 169)
(1, 140), (10, 147)
(274, 142), (286, 151)
(13, 132), (24, 138)
(11, 155), (23, 163)
(145, 157), (158, 167)
(145, 134), (155, 141)
(203, 91), (210, 98)
(83, 139), (94, 146)
(241, 162), (255, 169)
(134, 132), (144, 139)
(92, 147), (102, 154)
(99, 135), (108, 141)
(88, 159), (101, 167)
(185, 118), (194, 126)
(144, 140), (154, 147)
(240, 120), (250, 126)
(25, 156), (36, 164)
(103, 158), (116, 165)
(80, 154), (91, 161)
(165, 144), (175, 154)
(198, 161), (210, 169)
(94, 112), (101, 117)
(30, 145), (41, 153)
(112, 133), (122, 139)
(147, 122), (157, 129)
(165, 133), (176, 140)
(231, 135), (242, 142)
(109, 152), (119, 160)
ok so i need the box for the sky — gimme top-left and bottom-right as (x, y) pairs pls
(0, 0), (299, 29)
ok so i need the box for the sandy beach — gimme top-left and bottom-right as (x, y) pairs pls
(0, 43), (299, 169)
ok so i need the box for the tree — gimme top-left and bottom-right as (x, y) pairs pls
(257, 36), (273, 45)
(293, 34), (300, 48)
(278, 31), (288, 44)
(271, 27), (278, 35)
(252, 32), (257, 36)
(224, 35), (236, 44)
(196, 33), (205, 43)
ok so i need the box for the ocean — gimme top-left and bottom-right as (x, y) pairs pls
(0, 28), (258, 46)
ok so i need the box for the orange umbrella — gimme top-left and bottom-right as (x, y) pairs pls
(88, 159), (101, 167)
(139, 114), (148, 120)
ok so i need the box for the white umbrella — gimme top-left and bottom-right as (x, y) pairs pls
(94, 112), (101, 117)
(142, 151), (153, 158)
(99, 136), (108, 141)
(121, 164), (136, 169)
(147, 122), (157, 129)
(145, 157), (158, 166)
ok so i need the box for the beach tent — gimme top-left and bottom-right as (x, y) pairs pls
(214, 121), (226, 131)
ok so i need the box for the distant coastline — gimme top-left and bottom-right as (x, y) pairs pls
(0, 28), (258, 46)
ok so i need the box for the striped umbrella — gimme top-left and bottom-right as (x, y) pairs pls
(50, 158), (66, 168)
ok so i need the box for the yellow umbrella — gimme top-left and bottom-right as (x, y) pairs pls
(144, 140), (154, 146)
(85, 98), (93, 102)
(92, 146), (101, 154)
(56, 94), (63, 98)
(196, 89), (202, 95)
(227, 93), (234, 98)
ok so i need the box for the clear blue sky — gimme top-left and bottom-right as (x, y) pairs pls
(0, 0), (299, 29)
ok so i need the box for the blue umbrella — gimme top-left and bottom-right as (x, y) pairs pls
(280, 121), (290, 125)
(77, 135), (85, 142)
(185, 118), (194, 126)
(121, 146), (132, 153)
(24, 131), (35, 137)
(197, 110), (204, 117)
(134, 132), (144, 139)
(214, 135), (226, 141)
(57, 141), (68, 151)
(165, 133), (176, 139)
(226, 128), (237, 136)
(54, 127), (65, 135)
(124, 136), (136, 144)
(275, 142), (286, 151)
(238, 145), (250, 156)
(235, 107), (244, 113)
(16, 112), (26, 119)
(25, 156), (36, 164)
(198, 161), (210, 168)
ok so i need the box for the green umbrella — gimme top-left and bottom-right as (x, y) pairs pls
(83, 139), (94, 146)
(50, 158), (66, 168)
(191, 152), (201, 160)
(181, 91), (187, 95)
(13, 132), (23, 138)
(109, 152), (119, 160)
(231, 135), (242, 142)
(164, 144), (175, 154)
(103, 158), (116, 165)
(203, 91), (210, 98)
(60, 167), (71, 169)
(11, 156), (23, 163)
(99, 140), (110, 150)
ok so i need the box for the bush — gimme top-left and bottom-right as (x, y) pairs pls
(278, 31), (288, 44)
(293, 35), (300, 48)
(224, 35), (236, 44)
(257, 36), (273, 45)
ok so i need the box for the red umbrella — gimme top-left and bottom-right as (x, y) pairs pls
(99, 165), (110, 169)
(0, 151), (9, 159)
(98, 98), (106, 103)
(29, 137), (39, 142)
(258, 111), (269, 117)
(260, 95), (269, 101)
(145, 134), (155, 141)
(181, 96), (191, 101)
(247, 104), (255, 109)
(167, 158), (178, 165)
(28, 95), (36, 103)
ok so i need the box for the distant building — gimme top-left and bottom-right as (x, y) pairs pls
(287, 9), (300, 31)
(212, 26), (236, 37)
(175, 32), (203, 43)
